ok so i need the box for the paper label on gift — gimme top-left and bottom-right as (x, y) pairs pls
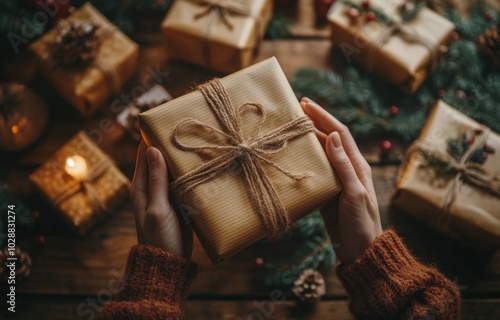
(139, 57), (341, 263)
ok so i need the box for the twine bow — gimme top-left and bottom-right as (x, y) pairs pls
(54, 159), (111, 214)
(172, 79), (315, 235)
(343, 0), (445, 75)
(184, 0), (261, 69)
(408, 128), (500, 228)
(366, 20), (442, 73)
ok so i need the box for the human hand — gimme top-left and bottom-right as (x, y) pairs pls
(130, 141), (192, 258)
(300, 97), (382, 264)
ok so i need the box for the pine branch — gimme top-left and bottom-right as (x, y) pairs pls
(264, 212), (335, 289)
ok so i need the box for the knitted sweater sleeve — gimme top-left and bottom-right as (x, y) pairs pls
(96, 245), (197, 320)
(336, 229), (461, 320)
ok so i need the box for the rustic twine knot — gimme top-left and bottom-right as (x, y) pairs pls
(361, 4), (442, 74)
(192, 0), (249, 30)
(407, 127), (500, 229)
(54, 159), (110, 214)
(184, 0), (261, 70)
(172, 79), (315, 235)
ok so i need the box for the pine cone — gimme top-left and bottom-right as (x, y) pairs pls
(0, 246), (32, 282)
(477, 26), (500, 68)
(291, 269), (326, 302)
(54, 20), (100, 66)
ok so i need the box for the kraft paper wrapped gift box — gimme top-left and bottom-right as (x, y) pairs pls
(328, 0), (454, 94)
(392, 100), (500, 248)
(161, 0), (273, 74)
(30, 132), (130, 235)
(139, 57), (341, 264)
(31, 3), (139, 117)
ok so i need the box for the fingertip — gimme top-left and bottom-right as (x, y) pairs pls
(146, 147), (159, 166)
(331, 131), (342, 148)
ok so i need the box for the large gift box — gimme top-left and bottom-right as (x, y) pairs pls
(30, 132), (130, 235)
(328, 0), (454, 94)
(31, 3), (139, 117)
(161, 0), (273, 74)
(139, 57), (341, 263)
(392, 100), (500, 248)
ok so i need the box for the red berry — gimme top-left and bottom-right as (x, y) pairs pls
(452, 31), (460, 40)
(380, 140), (392, 153)
(365, 11), (376, 22)
(389, 106), (398, 116)
(437, 89), (445, 97)
(484, 11), (493, 20)
(36, 235), (46, 245)
(361, 0), (370, 10)
(33, 211), (40, 220)
(456, 90), (466, 100)
(254, 257), (264, 267)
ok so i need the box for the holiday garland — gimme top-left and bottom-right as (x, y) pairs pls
(292, 1), (500, 142)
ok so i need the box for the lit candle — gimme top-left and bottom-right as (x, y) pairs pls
(65, 155), (89, 181)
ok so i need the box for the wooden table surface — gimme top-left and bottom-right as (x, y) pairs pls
(1, 1), (500, 319)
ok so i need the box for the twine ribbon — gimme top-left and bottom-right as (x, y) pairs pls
(352, 2), (444, 74)
(366, 22), (440, 73)
(171, 79), (315, 235)
(54, 159), (111, 214)
(183, 0), (261, 69)
(407, 128), (500, 228)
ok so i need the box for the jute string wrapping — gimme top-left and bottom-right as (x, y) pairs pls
(54, 159), (111, 214)
(171, 79), (315, 235)
(364, 9), (440, 73)
(183, 0), (261, 69)
(406, 128), (500, 229)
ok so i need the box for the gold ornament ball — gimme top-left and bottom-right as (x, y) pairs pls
(0, 83), (48, 152)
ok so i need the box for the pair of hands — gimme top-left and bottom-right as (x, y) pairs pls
(130, 98), (382, 263)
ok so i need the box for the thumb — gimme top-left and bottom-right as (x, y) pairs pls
(146, 147), (170, 211)
(326, 132), (363, 193)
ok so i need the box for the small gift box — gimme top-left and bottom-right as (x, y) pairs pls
(328, 0), (454, 94)
(161, 0), (273, 74)
(30, 132), (130, 235)
(392, 100), (500, 248)
(139, 57), (341, 263)
(31, 3), (139, 117)
(117, 84), (172, 141)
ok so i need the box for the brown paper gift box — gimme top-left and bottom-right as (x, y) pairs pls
(161, 0), (273, 74)
(392, 100), (500, 248)
(139, 57), (341, 263)
(328, 0), (454, 94)
(31, 3), (139, 117)
(30, 132), (130, 235)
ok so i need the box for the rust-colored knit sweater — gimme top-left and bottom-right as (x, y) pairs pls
(97, 229), (460, 319)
